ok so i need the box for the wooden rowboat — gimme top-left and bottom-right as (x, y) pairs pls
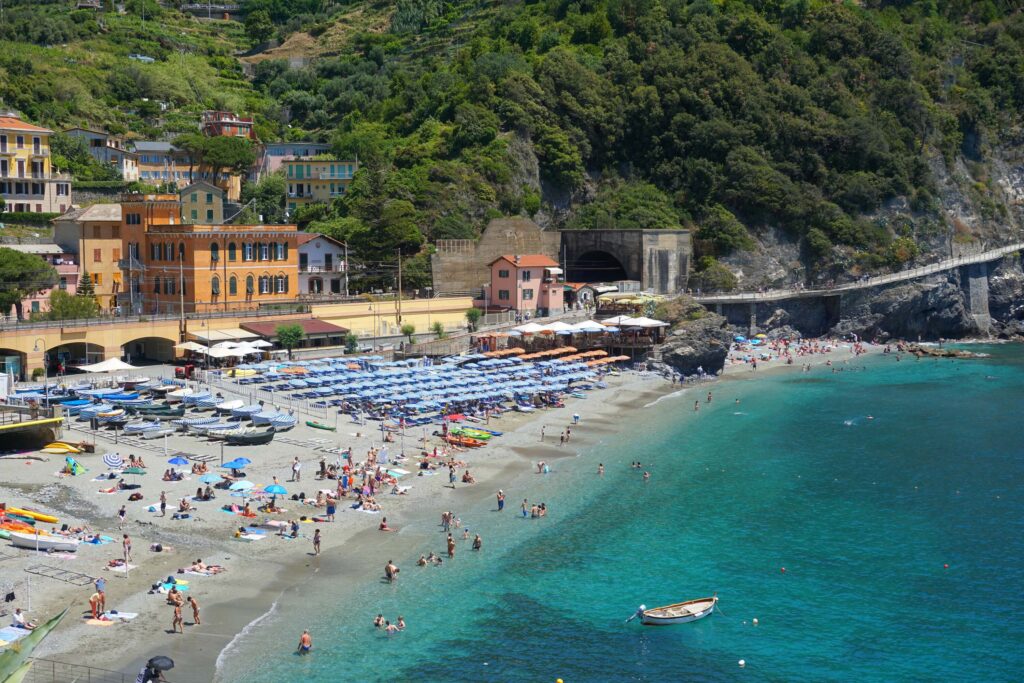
(306, 420), (336, 431)
(638, 596), (718, 625)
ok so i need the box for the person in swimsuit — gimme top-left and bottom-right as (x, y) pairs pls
(297, 630), (312, 654)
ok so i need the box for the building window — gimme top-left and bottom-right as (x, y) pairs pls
(16, 135), (23, 149)
(190, 193), (197, 203)
(210, 243), (219, 262)
(228, 242), (237, 261)
(93, 248), (102, 262)
(521, 270), (532, 282)
(113, 248), (120, 261)
(310, 277), (322, 294)
(178, 243), (185, 261)
(498, 290), (510, 301)
(245, 275), (254, 294)
(243, 243), (253, 261)
(229, 275), (237, 295)
(92, 273), (102, 285)
(275, 275), (286, 293)
(259, 275), (271, 294)
(522, 289), (534, 300)
(206, 192), (213, 204)
(164, 243), (173, 260)
(275, 242), (286, 260)
(498, 269), (509, 278)
(260, 243), (270, 261)
(111, 226), (119, 239)
(56, 184), (69, 196)
(31, 301), (40, 313)
(59, 277), (67, 290)
(206, 209), (213, 221)
(126, 213), (141, 225)
(211, 276), (220, 296)
(151, 243), (160, 260)
(154, 277), (161, 293)
(191, 209), (198, 220)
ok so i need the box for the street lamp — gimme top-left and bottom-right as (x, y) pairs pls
(32, 338), (48, 406)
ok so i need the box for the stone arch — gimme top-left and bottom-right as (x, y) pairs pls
(567, 250), (629, 283)
(0, 348), (27, 381)
(121, 336), (176, 363)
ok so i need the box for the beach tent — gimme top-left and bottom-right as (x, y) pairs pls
(512, 322), (546, 334)
(175, 341), (208, 353)
(602, 315), (634, 326)
(64, 456), (86, 476)
(76, 358), (139, 373)
(622, 316), (669, 328)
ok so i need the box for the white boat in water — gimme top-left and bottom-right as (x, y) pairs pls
(632, 596), (718, 625)
(8, 531), (80, 553)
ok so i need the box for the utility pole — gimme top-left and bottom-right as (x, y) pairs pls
(343, 241), (349, 297)
(178, 254), (185, 332)
(396, 249), (403, 324)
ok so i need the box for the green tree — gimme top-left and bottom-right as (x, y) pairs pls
(172, 133), (207, 183)
(275, 323), (305, 359)
(464, 307), (482, 331)
(77, 270), (96, 298)
(697, 205), (755, 255)
(240, 172), (287, 224)
(40, 289), (99, 321)
(400, 322), (416, 343)
(344, 332), (359, 354)
(203, 137), (256, 182)
(688, 257), (737, 293)
(430, 321), (447, 339)
(0, 247), (58, 320)
(245, 9), (275, 44)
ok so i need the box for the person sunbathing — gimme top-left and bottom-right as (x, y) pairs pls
(178, 498), (195, 513)
(313, 491), (325, 507)
(461, 470), (476, 484)
(241, 502), (255, 518)
(378, 517), (397, 532)
(135, 457), (147, 468)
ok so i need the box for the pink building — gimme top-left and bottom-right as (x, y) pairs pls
(482, 254), (564, 316)
(4, 244), (78, 318)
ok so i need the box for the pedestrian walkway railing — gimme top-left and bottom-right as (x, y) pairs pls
(23, 658), (130, 683)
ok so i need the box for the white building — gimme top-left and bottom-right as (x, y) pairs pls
(297, 233), (348, 296)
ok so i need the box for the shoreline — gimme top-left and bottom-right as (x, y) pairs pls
(2, 340), (884, 679)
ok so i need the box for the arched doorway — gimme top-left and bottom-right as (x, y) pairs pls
(50, 342), (104, 369)
(121, 337), (176, 363)
(0, 348), (27, 381)
(567, 250), (629, 283)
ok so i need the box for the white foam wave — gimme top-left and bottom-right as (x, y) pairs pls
(214, 593), (282, 679)
(643, 388), (688, 408)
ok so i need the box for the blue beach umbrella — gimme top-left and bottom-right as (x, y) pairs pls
(168, 456), (189, 466)
(265, 484), (288, 495)
(229, 480), (254, 491)
(200, 473), (224, 484)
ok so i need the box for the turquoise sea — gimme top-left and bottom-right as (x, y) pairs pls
(221, 345), (1024, 682)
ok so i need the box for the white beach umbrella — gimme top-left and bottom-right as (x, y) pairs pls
(513, 322), (546, 333)
(76, 358), (139, 373)
(622, 316), (669, 328)
(246, 340), (274, 348)
(602, 315), (634, 326)
(541, 321), (576, 332)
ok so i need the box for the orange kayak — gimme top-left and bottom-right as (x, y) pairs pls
(445, 435), (486, 448)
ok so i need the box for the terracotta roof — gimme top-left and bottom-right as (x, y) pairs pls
(241, 319), (348, 338)
(0, 116), (52, 134)
(296, 232), (347, 249)
(488, 254), (560, 268)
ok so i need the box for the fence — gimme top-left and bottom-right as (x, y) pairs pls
(22, 659), (131, 683)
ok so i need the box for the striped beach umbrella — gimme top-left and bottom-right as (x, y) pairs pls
(102, 453), (124, 469)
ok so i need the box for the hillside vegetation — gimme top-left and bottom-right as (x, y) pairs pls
(2, 0), (1023, 289)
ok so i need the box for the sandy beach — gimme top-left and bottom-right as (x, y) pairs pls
(0, 338), (878, 680)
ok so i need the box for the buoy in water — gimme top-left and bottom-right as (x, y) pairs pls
(752, 618), (759, 626)
(739, 660), (746, 668)
(780, 567), (786, 574)
(944, 564), (949, 569)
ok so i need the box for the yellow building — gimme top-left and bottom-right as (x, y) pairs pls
(283, 159), (358, 213)
(180, 181), (224, 224)
(51, 204), (125, 310)
(0, 113), (73, 213)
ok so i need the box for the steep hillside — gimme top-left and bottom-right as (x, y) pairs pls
(3, 0), (1024, 292)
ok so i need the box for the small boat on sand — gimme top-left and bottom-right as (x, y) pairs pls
(225, 428), (275, 446)
(631, 596), (718, 625)
(306, 420), (336, 431)
(9, 531), (79, 552)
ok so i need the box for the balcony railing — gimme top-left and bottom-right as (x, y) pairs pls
(300, 263), (346, 273)
(118, 257), (146, 271)
(317, 172), (354, 180)
(31, 148), (49, 157)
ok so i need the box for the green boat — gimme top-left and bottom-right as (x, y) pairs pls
(306, 420), (336, 431)
(451, 427), (492, 440)
(0, 530), (10, 540)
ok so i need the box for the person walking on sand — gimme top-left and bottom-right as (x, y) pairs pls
(496, 490), (505, 511)
(559, 431), (566, 447)
(171, 602), (184, 634)
(187, 596), (200, 625)
(291, 457), (302, 482)
(94, 577), (106, 612)
(89, 591), (102, 619)
(159, 491), (167, 517)
(449, 464), (457, 488)
(313, 528), (321, 556)
(297, 630), (312, 654)
(117, 504), (126, 529)
(122, 534), (133, 563)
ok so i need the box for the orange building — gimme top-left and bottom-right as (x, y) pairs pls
(116, 193), (300, 314)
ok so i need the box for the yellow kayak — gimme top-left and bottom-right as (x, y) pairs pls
(43, 442), (82, 453)
(6, 507), (59, 524)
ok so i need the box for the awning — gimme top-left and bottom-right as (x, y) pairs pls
(189, 327), (260, 343)
(545, 267), (563, 275)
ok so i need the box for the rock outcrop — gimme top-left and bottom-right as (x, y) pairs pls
(655, 313), (734, 376)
